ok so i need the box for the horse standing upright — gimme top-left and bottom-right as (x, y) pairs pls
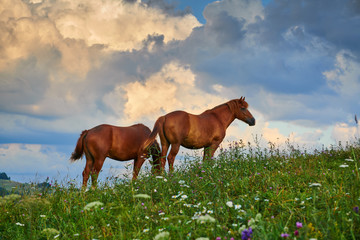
(140, 97), (255, 171)
(70, 124), (160, 188)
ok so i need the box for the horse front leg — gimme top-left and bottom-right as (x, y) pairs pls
(132, 157), (145, 180)
(203, 143), (220, 161)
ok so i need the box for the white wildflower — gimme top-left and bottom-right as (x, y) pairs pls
(234, 204), (241, 210)
(226, 201), (233, 208)
(16, 222), (24, 226)
(197, 214), (216, 223)
(340, 164), (349, 168)
(154, 231), (170, 240)
(181, 195), (188, 200)
(133, 194), (151, 199)
(84, 201), (104, 211)
(178, 180), (186, 184)
(309, 183), (322, 187)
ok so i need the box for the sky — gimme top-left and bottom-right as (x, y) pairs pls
(1, 0), (360, 184)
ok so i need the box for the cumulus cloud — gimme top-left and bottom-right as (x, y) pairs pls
(109, 61), (228, 123)
(324, 50), (360, 97)
(332, 123), (360, 143)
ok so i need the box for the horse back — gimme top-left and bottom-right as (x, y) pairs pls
(86, 124), (150, 161)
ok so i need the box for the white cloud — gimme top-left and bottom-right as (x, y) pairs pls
(116, 61), (227, 123)
(332, 123), (360, 143)
(323, 50), (360, 97)
(0, 144), (67, 175)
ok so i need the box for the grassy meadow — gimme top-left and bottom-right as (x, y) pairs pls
(1, 140), (360, 240)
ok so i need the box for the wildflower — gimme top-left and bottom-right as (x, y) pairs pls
(241, 227), (253, 240)
(294, 230), (299, 236)
(153, 231), (170, 240)
(143, 228), (150, 233)
(353, 206), (359, 213)
(234, 204), (241, 210)
(40, 215), (46, 218)
(155, 176), (163, 179)
(15, 222), (24, 226)
(296, 222), (303, 228)
(207, 210), (214, 214)
(309, 183), (321, 187)
(195, 238), (209, 240)
(281, 233), (289, 238)
(84, 201), (104, 211)
(179, 180), (185, 184)
(226, 201), (233, 208)
(339, 164), (349, 168)
(345, 158), (354, 162)
(197, 214), (216, 223)
(216, 237), (221, 240)
(133, 194), (151, 199)
(41, 228), (60, 237)
(181, 195), (188, 200)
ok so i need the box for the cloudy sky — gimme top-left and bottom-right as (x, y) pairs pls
(1, 0), (359, 183)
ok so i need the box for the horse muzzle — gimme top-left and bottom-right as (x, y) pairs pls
(247, 117), (256, 126)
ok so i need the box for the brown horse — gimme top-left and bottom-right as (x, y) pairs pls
(70, 124), (160, 188)
(140, 97), (255, 171)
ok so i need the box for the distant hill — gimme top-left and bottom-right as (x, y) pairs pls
(0, 179), (25, 196)
(0, 172), (10, 180)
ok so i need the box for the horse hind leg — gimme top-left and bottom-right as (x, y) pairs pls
(167, 144), (180, 172)
(160, 141), (170, 171)
(90, 157), (106, 189)
(82, 153), (93, 189)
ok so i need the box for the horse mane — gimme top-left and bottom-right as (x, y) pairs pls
(226, 97), (248, 114)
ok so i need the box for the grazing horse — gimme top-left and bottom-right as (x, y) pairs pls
(140, 97), (255, 171)
(70, 124), (160, 188)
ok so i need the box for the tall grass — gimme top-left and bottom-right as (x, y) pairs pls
(1, 140), (360, 239)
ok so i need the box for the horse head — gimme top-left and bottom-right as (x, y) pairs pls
(228, 97), (255, 126)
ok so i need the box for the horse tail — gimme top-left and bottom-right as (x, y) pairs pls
(70, 130), (88, 162)
(140, 116), (165, 153)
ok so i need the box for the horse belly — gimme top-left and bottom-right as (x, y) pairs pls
(181, 136), (210, 149)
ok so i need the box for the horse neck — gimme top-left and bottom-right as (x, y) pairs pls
(207, 103), (235, 129)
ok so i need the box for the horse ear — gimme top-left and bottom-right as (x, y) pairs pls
(239, 97), (245, 102)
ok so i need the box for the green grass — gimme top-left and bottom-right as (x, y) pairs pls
(1, 140), (360, 240)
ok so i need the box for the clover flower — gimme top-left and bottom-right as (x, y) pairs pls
(296, 222), (303, 228)
(281, 233), (289, 238)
